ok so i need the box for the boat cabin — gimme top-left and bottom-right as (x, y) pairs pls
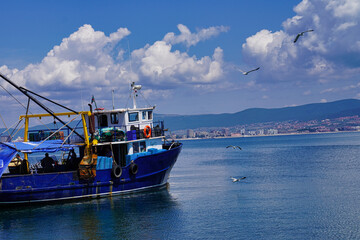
(93, 106), (159, 139)
(91, 106), (165, 167)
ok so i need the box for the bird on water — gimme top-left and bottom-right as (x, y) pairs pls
(226, 145), (242, 150)
(231, 177), (246, 182)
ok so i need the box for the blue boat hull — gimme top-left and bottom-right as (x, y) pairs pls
(0, 144), (182, 204)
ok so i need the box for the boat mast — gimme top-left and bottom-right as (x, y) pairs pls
(131, 82), (142, 109)
(0, 72), (85, 141)
(112, 89), (115, 110)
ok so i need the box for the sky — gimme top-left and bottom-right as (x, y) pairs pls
(0, 0), (360, 126)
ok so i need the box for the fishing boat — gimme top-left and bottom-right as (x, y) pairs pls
(0, 73), (182, 205)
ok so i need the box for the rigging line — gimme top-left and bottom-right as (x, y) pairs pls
(124, 92), (132, 109)
(61, 119), (82, 147)
(138, 91), (153, 107)
(0, 86), (53, 135)
(0, 84), (28, 110)
(61, 120), (81, 147)
(10, 121), (26, 141)
(0, 112), (13, 142)
(0, 84), (53, 132)
(0, 73), (83, 139)
(9, 118), (23, 138)
(60, 126), (76, 147)
(32, 114), (80, 150)
(19, 86), (78, 114)
(26, 113), (53, 133)
(0, 118), (22, 137)
(109, 142), (117, 165)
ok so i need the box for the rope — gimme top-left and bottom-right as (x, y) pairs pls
(139, 91), (153, 108)
(10, 121), (26, 141)
(0, 115), (21, 151)
(0, 118), (22, 137)
(0, 112), (13, 141)
(109, 142), (118, 166)
(124, 92), (132, 109)
(9, 118), (23, 138)
(0, 84), (27, 110)
(60, 119), (82, 147)
(0, 84), (53, 132)
(32, 114), (80, 150)
(169, 141), (176, 150)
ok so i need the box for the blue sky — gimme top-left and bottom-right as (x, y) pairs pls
(1, 0), (360, 125)
(0, 1), (297, 67)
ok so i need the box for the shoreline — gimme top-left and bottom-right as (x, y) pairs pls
(176, 130), (360, 141)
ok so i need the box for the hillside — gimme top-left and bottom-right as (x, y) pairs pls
(155, 99), (360, 131)
(2, 99), (360, 135)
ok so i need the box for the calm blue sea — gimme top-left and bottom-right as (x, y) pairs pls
(1, 132), (360, 239)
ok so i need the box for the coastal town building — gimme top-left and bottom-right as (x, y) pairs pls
(168, 115), (360, 139)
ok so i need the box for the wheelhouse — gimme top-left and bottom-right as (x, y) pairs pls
(92, 106), (165, 168)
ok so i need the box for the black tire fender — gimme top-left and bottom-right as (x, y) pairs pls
(129, 162), (138, 175)
(112, 164), (122, 178)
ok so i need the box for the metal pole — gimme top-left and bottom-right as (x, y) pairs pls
(112, 89), (115, 110)
(0, 73), (84, 140)
(19, 87), (78, 114)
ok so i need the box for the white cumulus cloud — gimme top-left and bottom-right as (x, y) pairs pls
(3, 24), (131, 92)
(242, 0), (360, 83)
(132, 41), (224, 86)
(0, 24), (227, 112)
(163, 24), (229, 48)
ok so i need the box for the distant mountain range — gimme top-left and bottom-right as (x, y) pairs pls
(155, 99), (360, 131)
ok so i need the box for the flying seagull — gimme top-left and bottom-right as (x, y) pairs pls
(226, 145), (242, 150)
(231, 177), (246, 182)
(293, 29), (314, 43)
(236, 67), (260, 75)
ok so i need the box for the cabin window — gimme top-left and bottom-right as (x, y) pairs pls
(98, 115), (108, 128)
(111, 113), (119, 124)
(128, 112), (139, 122)
(142, 111), (146, 120)
(140, 141), (146, 152)
(133, 141), (146, 153)
(148, 110), (153, 120)
(133, 142), (139, 153)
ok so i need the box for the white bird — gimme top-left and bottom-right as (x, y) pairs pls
(236, 67), (260, 75)
(226, 145), (242, 150)
(231, 177), (246, 182)
(293, 29), (314, 43)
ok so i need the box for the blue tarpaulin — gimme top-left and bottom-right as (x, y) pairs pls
(2, 140), (76, 153)
(0, 144), (18, 178)
(0, 140), (77, 178)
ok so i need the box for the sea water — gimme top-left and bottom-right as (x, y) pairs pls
(1, 132), (360, 239)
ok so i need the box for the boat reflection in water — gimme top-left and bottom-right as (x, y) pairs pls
(0, 185), (183, 239)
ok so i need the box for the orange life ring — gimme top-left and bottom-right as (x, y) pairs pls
(144, 125), (151, 138)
